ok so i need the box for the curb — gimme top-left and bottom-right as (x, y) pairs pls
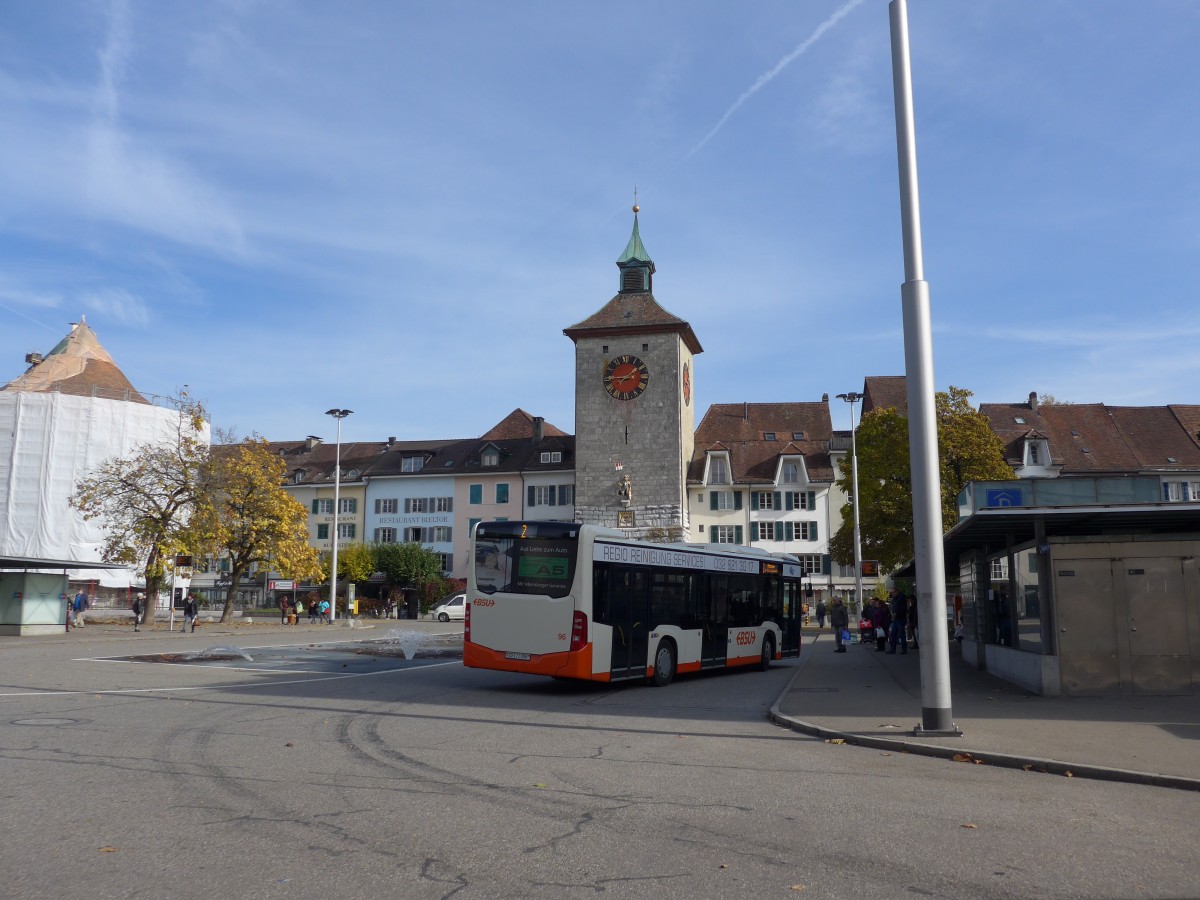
(768, 667), (1200, 794)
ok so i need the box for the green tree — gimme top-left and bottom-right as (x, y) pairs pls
(373, 542), (444, 605)
(830, 386), (1015, 572)
(70, 391), (209, 624)
(191, 438), (321, 623)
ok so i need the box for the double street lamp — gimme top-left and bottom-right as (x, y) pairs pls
(325, 408), (353, 623)
(836, 392), (864, 617)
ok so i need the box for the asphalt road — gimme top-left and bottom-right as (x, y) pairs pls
(2, 627), (1198, 899)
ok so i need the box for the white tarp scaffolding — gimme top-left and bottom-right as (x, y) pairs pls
(0, 391), (210, 588)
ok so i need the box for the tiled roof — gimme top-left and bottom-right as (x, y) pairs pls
(2, 319), (149, 404)
(861, 376), (907, 416)
(1171, 405), (1200, 450)
(563, 292), (702, 354)
(480, 408), (568, 441)
(688, 402), (834, 484)
(979, 401), (1200, 474)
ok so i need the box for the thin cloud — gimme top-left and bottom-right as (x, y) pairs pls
(686, 0), (866, 159)
(80, 286), (151, 327)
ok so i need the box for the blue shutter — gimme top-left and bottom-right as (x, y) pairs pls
(735, 525), (744, 544)
(785, 521), (794, 541)
(750, 492), (759, 511)
(785, 492), (794, 510)
(811, 521), (818, 541)
(774, 492), (782, 510)
(734, 492), (743, 511)
(807, 491), (816, 511)
(710, 493), (718, 510)
(528, 485), (536, 507)
(774, 522), (783, 541)
(548, 485), (557, 506)
(821, 554), (831, 575)
(446, 528), (453, 542)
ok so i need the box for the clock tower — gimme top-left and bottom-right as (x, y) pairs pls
(564, 207), (702, 539)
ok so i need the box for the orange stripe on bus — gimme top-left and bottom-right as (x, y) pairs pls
(464, 642), (597, 680)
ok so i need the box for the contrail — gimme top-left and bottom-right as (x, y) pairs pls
(686, 0), (866, 159)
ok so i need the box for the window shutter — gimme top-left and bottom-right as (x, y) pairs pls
(311, 499), (319, 514)
(404, 498), (411, 513)
(811, 521), (818, 541)
(446, 528), (452, 542)
(374, 499), (380, 514)
(735, 525), (744, 544)
(807, 491), (816, 511)
(821, 554), (831, 575)
(447, 497), (453, 512)
(774, 492), (782, 510)
(548, 485), (557, 506)
(785, 492), (793, 510)
(785, 521), (794, 541)
(750, 492), (759, 511)
(710, 493), (718, 510)
(774, 522), (783, 541)
(528, 485), (536, 507)
(734, 492), (743, 511)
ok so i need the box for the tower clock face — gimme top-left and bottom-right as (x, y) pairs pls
(682, 362), (691, 406)
(603, 354), (650, 400)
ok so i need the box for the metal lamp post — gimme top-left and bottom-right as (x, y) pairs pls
(325, 408), (353, 623)
(836, 392), (864, 618)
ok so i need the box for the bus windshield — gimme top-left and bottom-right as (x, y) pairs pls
(474, 522), (579, 598)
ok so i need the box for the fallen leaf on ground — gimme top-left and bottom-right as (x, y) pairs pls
(826, 738), (846, 745)
(1064, 771), (1074, 778)
(719, 864), (728, 869)
(881, 752), (892, 757)
(953, 753), (974, 763)
(789, 885), (807, 892)
(99, 847), (118, 853)
(961, 824), (978, 829)
(533, 783), (547, 788)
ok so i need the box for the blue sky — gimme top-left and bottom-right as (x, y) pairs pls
(2, 1), (1198, 444)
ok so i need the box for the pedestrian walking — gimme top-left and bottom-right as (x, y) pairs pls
(829, 597), (849, 653)
(319, 598), (331, 624)
(72, 590), (88, 628)
(308, 599), (318, 624)
(815, 599), (827, 629)
(871, 598), (891, 652)
(887, 588), (908, 654)
(132, 593), (145, 632)
(183, 593), (199, 633)
(280, 595), (290, 625)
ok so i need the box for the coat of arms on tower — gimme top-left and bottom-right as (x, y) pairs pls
(617, 473), (633, 506)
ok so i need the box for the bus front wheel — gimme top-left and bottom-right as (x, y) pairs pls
(759, 635), (775, 671)
(651, 641), (676, 687)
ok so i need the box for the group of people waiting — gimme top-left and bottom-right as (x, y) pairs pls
(815, 589), (919, 655)
(279, 595), (332, 624)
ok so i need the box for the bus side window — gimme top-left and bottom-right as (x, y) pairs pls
(593, 566), (610, 624)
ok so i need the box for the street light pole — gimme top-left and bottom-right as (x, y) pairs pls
(890, 0), (957, 735)
(325, 408), (353, 624)
(836, 392), (864, 619)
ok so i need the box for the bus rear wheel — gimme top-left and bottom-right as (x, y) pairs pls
(759, 635), (775, 671)
(651, 641), (676, 687)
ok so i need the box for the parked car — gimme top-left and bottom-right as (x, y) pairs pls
(432, 593), (467, 622)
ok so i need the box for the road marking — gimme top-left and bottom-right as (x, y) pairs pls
(0, 659), (460, 697)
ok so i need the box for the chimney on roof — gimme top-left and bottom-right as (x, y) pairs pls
(388, 436), (396, 447)
(1029, 392), (1038, 413)
(821, 392), (829, 402)
(305, 435), (322, 451)
(743, 402), (749, 421)
(532, 416), (544, 444)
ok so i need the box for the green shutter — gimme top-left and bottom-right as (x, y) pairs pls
(807, 491), (816, 511)
(311, 499), (319, 514)
(785, 492), (794, 511)
(785, 521), (794, 541)
(734, 492), (743, 511)
(750, 492), (759, 511)
(710, 492), (718, 510)
(735, 525), (744, 544)
(528, 485), (536, 507)
(774, 492), (781, 510)
(821, 554), (831, 575)
(811, 521), (818, 541)
(774, 522), (783, 541)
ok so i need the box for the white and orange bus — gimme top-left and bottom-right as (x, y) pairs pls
(464, 521), (804, 686)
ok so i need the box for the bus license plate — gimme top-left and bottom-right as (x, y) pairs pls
(505, 652), (531, 661)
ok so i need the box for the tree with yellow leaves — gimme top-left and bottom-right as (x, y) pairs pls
(71, 391), (210, 625)
(194, 438), (321, 623)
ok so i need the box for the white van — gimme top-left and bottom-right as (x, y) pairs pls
(431, 593), (467, 622)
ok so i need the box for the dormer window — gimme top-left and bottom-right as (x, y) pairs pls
(708, 456), (729, 485)
(1014, 417), (1026, 425)
(792, 432), (804, 440)
(540, 451), (563, 464)
(481, 449), (499, 467)
(781, 462), (799, 483)
(763, 432), (776, 441)
(1029, 444), (1039, 465)
(292, 470), (305, 484)
(402, 456), (424, 473)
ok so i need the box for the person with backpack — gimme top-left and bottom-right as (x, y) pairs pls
(132, 593), (145, 632)
(829, 597), (849, 653)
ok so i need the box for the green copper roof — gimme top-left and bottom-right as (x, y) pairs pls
(616, 213), (651, 264)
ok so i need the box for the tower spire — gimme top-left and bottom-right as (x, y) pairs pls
(616, 197), (654, 293)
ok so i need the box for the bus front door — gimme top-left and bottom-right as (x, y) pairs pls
(701, 590), (728, 668)
(608, 567), (649, 680)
